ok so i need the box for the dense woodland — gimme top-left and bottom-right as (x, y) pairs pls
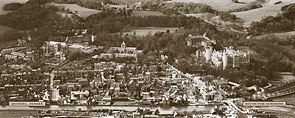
(229, 2), (262, 12)
(86, 12), (212, 33)
(141, 1), (238, 22)
(2, 3), (24, 11)
(146, 2), (215, 15)
(0, 3), (58, 30)
(249, 3), (295, 35)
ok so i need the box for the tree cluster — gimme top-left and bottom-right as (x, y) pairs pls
(216, 11), (237, 21)
(236, 35), (295, 75)
(249, 3), (295, 35)
(3, 3), (24, 11)
(228, 2), (262, 13)
(86, 11), (208, 33)
(142, 1), (214, 15)
(68, 51), (89, 60)
(141, 1), (238, 22)
(157, 2), (215, 15)
(0, 3), (57, 30)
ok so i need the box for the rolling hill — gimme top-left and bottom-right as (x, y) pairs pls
(110, 0), (149, 4)
(168, 0), (257, 11)
(232, 0), (295, 27)
(0, 0), (28, 15)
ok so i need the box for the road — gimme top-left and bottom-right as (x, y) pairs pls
(223, 99), (247, 113)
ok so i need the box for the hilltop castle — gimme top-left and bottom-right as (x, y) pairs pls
(189, 33), (250, 70)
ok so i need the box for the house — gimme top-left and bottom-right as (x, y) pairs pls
(1, 47), (26, 55)
(76, 78), (88, 87)
(70, 90), (89, 104)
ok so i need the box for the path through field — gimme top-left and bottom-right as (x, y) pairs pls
(49, 3), (101, 18)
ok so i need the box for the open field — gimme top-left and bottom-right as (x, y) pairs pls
(232, 0), (295, 27)
(131, 11), (165, 17)
(0, 0), (28, 15)
(169, 0), (256, 11)
(123, 27), (179, 36)
(49, 3), (101, 17)
(111, 0), (149, 4)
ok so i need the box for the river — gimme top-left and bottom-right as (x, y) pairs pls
(0, 0), (28, 15)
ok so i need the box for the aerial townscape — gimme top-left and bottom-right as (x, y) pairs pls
(0, 0), (295, 118)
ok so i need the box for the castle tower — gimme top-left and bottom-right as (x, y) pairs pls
(145, 72), (151, 83)
(205, 46), (213, 62)
(172, 71), (177, 79)
(247, 51), (251, 63)
(54, 44), (59, 54)
(186, 34), (192, 46)
(196, 50), (200, 59)
(91, 35), (95, 43)
(222, 52), (228, 70)
(45, 42), (49, 55)
(233, 55), (240, 68)
(27, 35), (31, 41)
(121, 41), (126, 49)
(186, 38), (192, 46)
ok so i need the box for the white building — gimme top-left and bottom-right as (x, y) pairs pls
(194, 33), (250, 70)
(208, 46), (250, 70)
(108, 42), (142, 58)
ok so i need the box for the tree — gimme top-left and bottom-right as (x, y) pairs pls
(232, 0), (239, 3)
(166, 29), (170, 33)
(0, 96), (6, 104)
(153, 109), (159, 115)
(126, 9), (133, 16)
(69, 52), (84, 60)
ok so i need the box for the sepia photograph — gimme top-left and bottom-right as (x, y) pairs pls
(0, 0), (295, 117)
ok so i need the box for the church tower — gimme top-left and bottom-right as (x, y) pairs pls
(121, 41), (126, 49)
(205, 46), (213, 62)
